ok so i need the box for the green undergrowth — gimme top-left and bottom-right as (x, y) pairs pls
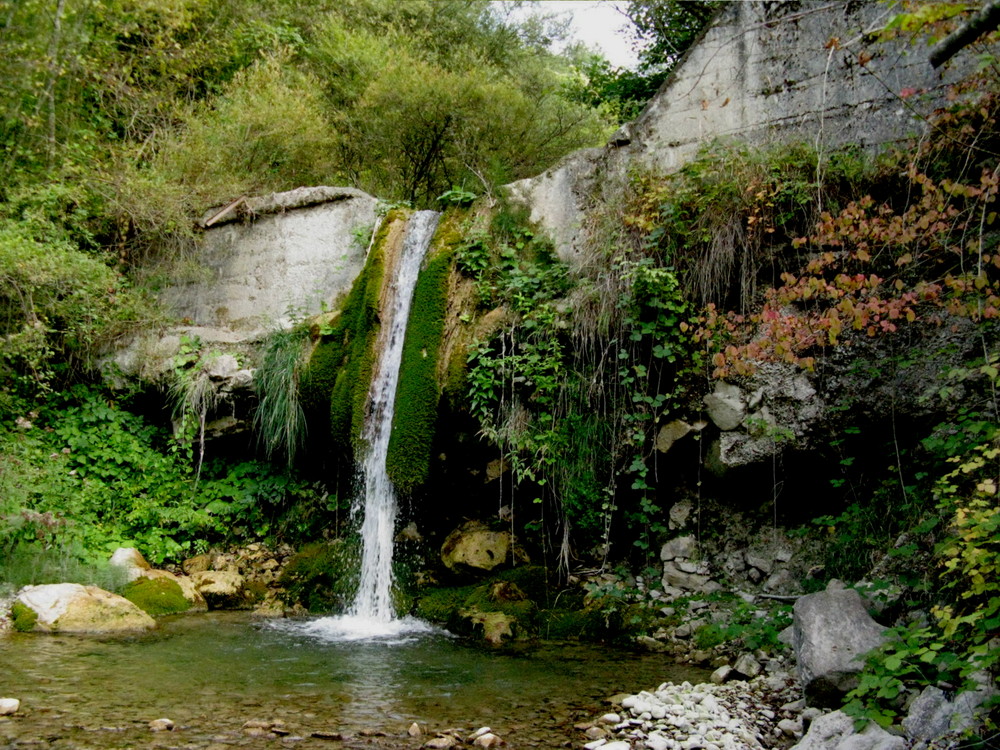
(0, 385), (331, 569)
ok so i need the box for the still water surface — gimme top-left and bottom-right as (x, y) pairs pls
(0, 612), (708, 749)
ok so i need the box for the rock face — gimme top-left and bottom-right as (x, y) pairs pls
(792, 586), (888, 707)
(161, 186), (377, 338)
(508, 2), (973, 268)
(14, 584), (156, 634)
(441, 521), (518, 575)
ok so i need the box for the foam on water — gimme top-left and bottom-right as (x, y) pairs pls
(275, 614), (442, 644)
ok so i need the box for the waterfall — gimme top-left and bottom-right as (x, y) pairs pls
(347, 210), (440, 627)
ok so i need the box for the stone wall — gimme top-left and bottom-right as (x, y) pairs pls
(508, 0), (977, 267)
(160, 186), (377, 339)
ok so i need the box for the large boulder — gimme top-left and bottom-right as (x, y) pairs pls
(789, 710), (905, 750)
(13, 584), (155, 634)
(441, 522), (521, 576)
(792, 585), (888, 707)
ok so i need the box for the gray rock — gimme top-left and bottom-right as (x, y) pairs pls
(655, 419), (693, 452)
(763, 568), (799, 594)
(704, 382), (745, 431)
(710, 665), (733, 684)
(668, 500), (692, 530)
(778, 718), (803, 737)
(204, 354), (240, 380)
(793, 588), (888, 707)
(789, 710), (905, 750)
(660, 535), (698, 561)
(733, 653), (762, 679)
(902, 678), (996, 744)
(745, 550), (774, 575)
(662, 561), (719, 594)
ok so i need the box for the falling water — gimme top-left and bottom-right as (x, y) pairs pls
(310, 210), (440, 639)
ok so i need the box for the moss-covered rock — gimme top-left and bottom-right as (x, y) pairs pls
(277, 541), (358, 613)
(440, 520), (524, 576)
(122, 576), (191, 616)
(385, 237), (455, 493)
(11, 601), (37, 632)
(14, 583), (156, 633)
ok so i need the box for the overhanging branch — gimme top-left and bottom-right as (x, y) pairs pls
(929, 0), (1000, 68)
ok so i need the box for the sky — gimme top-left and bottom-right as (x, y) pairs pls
(510, 1), (640, 68)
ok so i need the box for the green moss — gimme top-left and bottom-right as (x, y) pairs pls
(385, 239), (455, 493)
(297, 217), (395, 463)
(122, 576), (191, 616)
(415, 575), (540, 634)
(415, 584), (476, 623)
(298, 337), (343, 432)
(278, 540), (358, 613)
(11, 601), (38, 632)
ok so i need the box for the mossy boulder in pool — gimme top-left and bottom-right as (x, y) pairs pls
(14, 583), (156, 634)
(122, 576), (191, 616)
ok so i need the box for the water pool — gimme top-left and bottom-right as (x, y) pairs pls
(0, 612), (709, 748)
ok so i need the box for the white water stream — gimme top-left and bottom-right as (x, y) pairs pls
(308, 210), (440, 641)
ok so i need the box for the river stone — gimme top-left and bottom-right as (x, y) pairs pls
(793, 588), (888, 707)
(441, 521), (513, 575)
(0, 698), (19, 715)
(108, 547), (152, 581)
(15, 583), (155, 634)
(149, 718), (175, 732)
(733, 652), (762, 679)
(190, 570), (246, 609)
(424, 737), (457, 749)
